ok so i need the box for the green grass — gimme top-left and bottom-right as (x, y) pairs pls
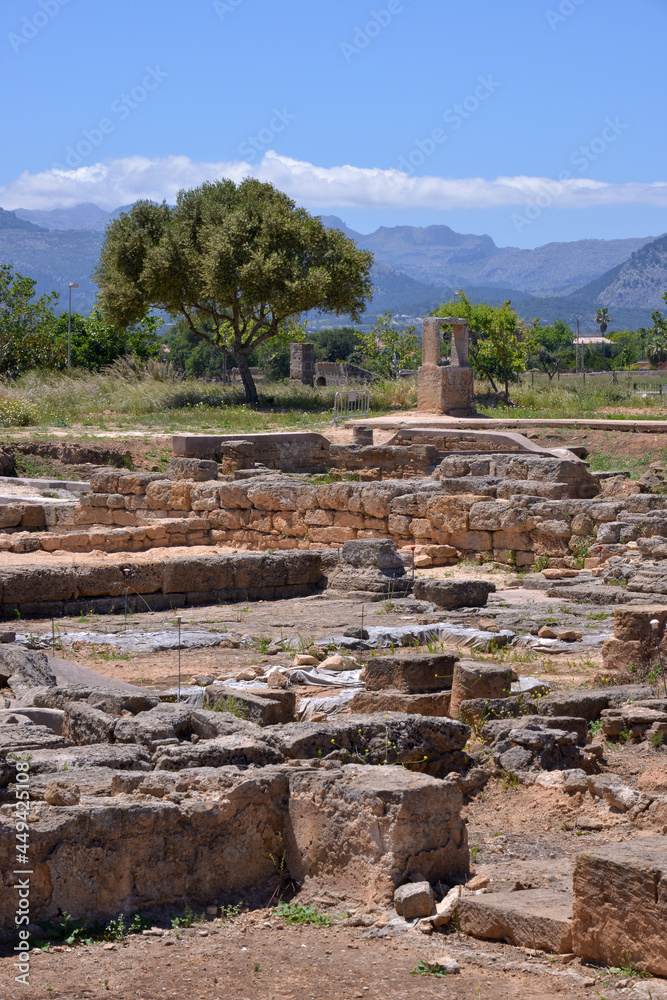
(0, 359), (417, 431)
(2, 359), (667, 434)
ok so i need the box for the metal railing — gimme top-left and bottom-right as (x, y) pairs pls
(333, 388), (371, 425)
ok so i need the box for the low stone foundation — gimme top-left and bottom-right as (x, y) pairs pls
(0, 551), (323, 620)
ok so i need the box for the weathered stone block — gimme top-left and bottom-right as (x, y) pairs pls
(364, 653), (457, 694)
(572, 837), (667, 975)
(459, 888), (573, 953)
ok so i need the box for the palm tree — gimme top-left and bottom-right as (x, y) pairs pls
(595, 308), (613, 336)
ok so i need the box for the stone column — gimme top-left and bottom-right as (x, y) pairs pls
(290, 343), (315, 386)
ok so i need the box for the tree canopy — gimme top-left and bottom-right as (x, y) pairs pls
(355, 312), (420, 378)
(94, 178), (374, 402)
(0, 265), (62, 376)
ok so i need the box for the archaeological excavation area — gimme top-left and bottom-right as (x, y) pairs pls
(1, 414), (667, 999)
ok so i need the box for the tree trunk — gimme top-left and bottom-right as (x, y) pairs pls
(236, 351), (258, 405)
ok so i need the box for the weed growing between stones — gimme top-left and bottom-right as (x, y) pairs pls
(501, 770), (519, 792)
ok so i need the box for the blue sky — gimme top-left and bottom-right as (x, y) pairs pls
(1, 0), (666, 248)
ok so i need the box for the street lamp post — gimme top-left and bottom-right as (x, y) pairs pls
(67, 282), (79, 372)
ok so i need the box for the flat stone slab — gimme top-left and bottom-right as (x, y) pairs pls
(458, 888), (573, 953)
(573, 836), (667, 976)
(0, 724), (71, 753)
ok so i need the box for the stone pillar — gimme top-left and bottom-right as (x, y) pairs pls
(353, 426), (374, 446)
(290, 343), (315, 386)
(417, 317), (476, 416)
(450, 320), (469, 367)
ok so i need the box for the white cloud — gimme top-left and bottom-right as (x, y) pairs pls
(1, 151), (667, 213)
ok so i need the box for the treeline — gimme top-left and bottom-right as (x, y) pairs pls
(0, 265), (160, 376)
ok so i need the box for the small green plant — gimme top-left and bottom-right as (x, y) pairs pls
(254, 635), (271, 654)
(103, 979), (110, 990)
(411, 958), (449, 978)
(269, 831), (289, 883)
(104, 915), (127, 941)
(590, 719), (603, 738)
(501, 770), (519, 792)
(220, 902), (244, 920)
(533, 553), (549, 573)
(253, 962), (261, 972)
(469, 835), (479, 863)
(45, 985), (52, 992)
(170, 903), (201, 928)
(609, 948), (652, 979)
(649, 729), (664, 749)
(272, 901), (332, 927)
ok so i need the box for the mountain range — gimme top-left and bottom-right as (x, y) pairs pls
(1, 203), (665, 331)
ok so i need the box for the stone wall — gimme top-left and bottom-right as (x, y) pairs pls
(0, 763), (468, 926)
(0, 551), (323, 619)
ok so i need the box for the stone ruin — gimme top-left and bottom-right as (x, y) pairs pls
(0, 425), (667, 981)
(418, 317), (476, 416)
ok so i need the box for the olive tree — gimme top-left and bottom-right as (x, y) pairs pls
(94, 179), (374, 403)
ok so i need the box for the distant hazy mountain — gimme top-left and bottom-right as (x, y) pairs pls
(14, 203), (131, 233)
(320, 215), (655, 298)
(595, 234), (667, 311)
(0, 229), (103, 310)
(0, 207), (45, 232)
(0, 202), (664, 329)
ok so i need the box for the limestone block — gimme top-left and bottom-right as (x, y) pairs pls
(349, 691), (452, 716)
(572, 837), (667, 975)
(468, 501), (508, 531)
(63, 702), (116, 745)
(427, 494), (484, 533)
(39, 534), (62, 552)
(286, 765), (468, 904)
(113, 510), (137, 527)
(208, 509), (250, 531)
(448, 530), (494, 551)
(388, 514), (411, 535)
(59, 533), (93, 551)
(117, 472), (167, 495)
(492, 530), (533, 551)
(304, 509), (334, 526)
(146, 481), (192, 511)
(316, 483), (360, 511)
(364, 653), (457, 694)
(308, 527), (357, 544)
(409, 517), (434, 538)
(247, 510), (274, 533)
(89, 470), (120, 493)
(356, 482), (421, 518)
(450, 662), (512, 720)
(389, 493), (432, 518)
(394, 881), (435, 918)
(459, 889), (573, 953)
(217, 483), (252, 509)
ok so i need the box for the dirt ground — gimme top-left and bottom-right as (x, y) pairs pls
(0, 917), (613, 1000)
